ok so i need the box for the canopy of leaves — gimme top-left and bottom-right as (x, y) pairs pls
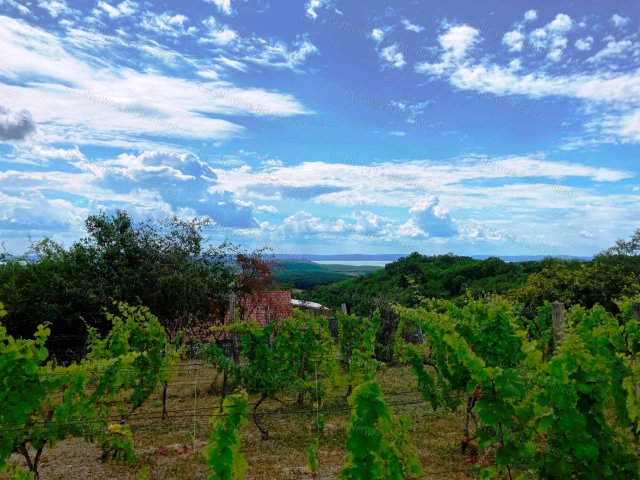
(0, 210), (237, 341)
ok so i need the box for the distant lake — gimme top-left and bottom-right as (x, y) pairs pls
(313, 260), (388, 267)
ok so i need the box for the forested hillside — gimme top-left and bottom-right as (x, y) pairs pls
(272, 260), (381, 289)
(311, 242), (640, 317)
(310, 253), (550, 314)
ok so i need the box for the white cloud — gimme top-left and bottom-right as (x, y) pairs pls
(414, 20), (640, 144)
(524, 9), (537, 22)
(0, 105), (36, 141)
(388, 131), (406, 136)
(0, 191), (88, 231)
(575, 36), (593, 51)
(502, 30), (524, 52)
(548, 13), (572, 32)
(261, 159), (284, 167)
(527, 13), (573, 61)
(610, 14), (631, 28)
(401, 18), (424, 33)
(0, 0), (31, 15)
(0, 16), (311, 148)
(305, 0), (330, 20)
(352, 210), (394, 235)
(379, 43), (406, 69)
(88, 150), (259, 227)
(10, 145), (85, 164)
(141, 11), (193, 37)
(597, 109), (640, 144)
(244, 36), (319, 69)
(398, 196), (457, 238)
(371, 27), (387, 44)
(200, 16), (238, 45)
(256, 204), (278, 213)
(440, 25), (480, 59)
(97, 1), (138, 18)
(587, 39), (634, 63)
(37, 0), (72, 18)
(416, 24), (480, 75)
(206, 0), (233, 16)
(282, 211), (327, 236)
(215, 56), (248, 71)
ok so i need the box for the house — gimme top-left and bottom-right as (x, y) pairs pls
(290, 299), (331, 317)
(186, 290), (331, 343)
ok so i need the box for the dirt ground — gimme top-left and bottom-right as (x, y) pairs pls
(5, 362), (514, 480)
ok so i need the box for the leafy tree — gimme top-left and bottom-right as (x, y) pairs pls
(311, 253), (547, 316)
(0, 210), (237, 346)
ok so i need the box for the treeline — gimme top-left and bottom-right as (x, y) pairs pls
(0, 210), (273, 345)
(310, 230), (640, 317)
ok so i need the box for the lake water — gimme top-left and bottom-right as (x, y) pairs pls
(313, 260), (389, 267)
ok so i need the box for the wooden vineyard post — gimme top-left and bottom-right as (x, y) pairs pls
(633, 303), (640, 399)
(551, 301), (565, 353)
(633, 303), (640, 325)
(230, 292), (240, 366)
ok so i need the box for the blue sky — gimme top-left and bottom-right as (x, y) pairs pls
(0, 0), (638, 256)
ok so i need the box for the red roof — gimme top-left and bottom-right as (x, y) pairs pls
(186, 290), (293, 342)
(226, 290), (293, 325)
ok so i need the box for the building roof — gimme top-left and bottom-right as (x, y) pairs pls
(291, 299), (330, 310)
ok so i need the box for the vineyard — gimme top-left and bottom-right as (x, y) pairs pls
(2, 293), (640, 479)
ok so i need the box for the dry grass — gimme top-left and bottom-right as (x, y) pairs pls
(5, 362), (499, 480)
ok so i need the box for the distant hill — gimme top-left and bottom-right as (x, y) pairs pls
(272, 260), (381, 290)
(273, 253), (591, 263)
(309, 253), (569, 315)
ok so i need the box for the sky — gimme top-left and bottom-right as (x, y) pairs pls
(0, 0), (638, 257)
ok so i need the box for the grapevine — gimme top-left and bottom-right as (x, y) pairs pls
(203, 390), (249, 480)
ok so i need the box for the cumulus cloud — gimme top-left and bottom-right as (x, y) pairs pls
(140, 11), (194, 37)
(0, 191), (88, 231)
(414, 16), (640, 144)
(379, 44), (407, 69)
(401, 18), (424, 33)
(88, 150), (258, 228)
(587, 39), (633, 63)
(401, 196), (458, 238)
(439, 24), (481, 59)
(416, 24), (479, 75)
(352, 210), (394, 235)
(281, 211), (329, 236)
(37, 0), (72, 17)
(0, 0), (31, 15)
(256, 205), (278, 213)
(0, 105), (36, 141)
(575, 36), (593, 51)
(0, 16), (311, 149)
(502, 30), (524, 52)
(200, 16), (238, 45)
(244, 36), (319, 69)
(524, 10), (537, 21)
(610, 14), (631, 28)
(371, 27), (387, 44)
(528, 13), (573, 61)
(206, 0), (233, 16)
(96, 0), (138, 18)
(305, 0), (331, 20)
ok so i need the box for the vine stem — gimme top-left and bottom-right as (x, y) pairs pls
(193, 366), (197, 449)
(253, 393), (269, 440)
(493, 381), (513, 480)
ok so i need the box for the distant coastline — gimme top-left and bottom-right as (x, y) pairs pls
(273, 253), (592, 265)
